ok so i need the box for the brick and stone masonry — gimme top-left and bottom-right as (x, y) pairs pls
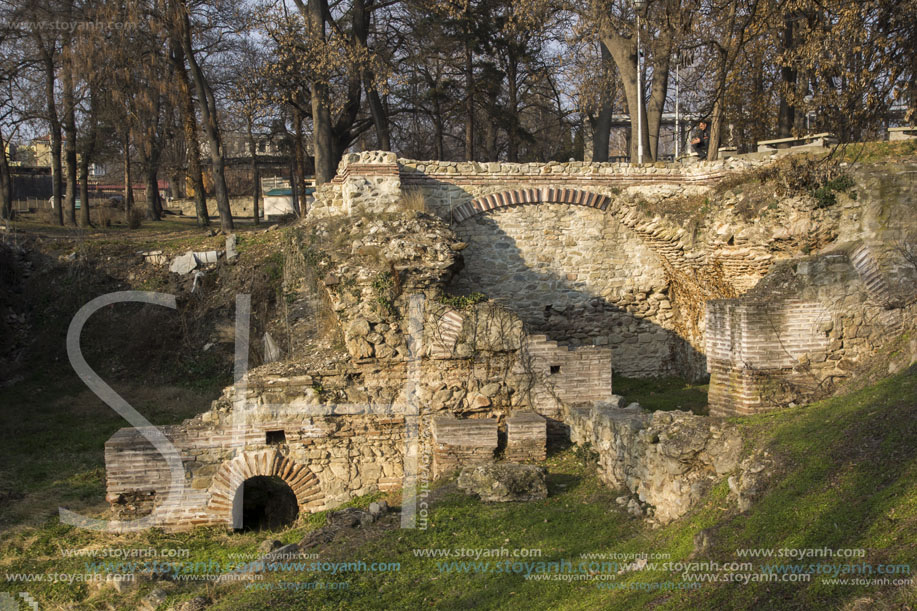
(505, 412), (547, 462)
(105, 156), (917, 530)
(308, 151), (785, 381)
(706, 242), (913, 416)
(432, 416), (498, 478)
(104, 320), (611, 531)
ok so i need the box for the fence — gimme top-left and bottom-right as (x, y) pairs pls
(11, 194), (153, 215)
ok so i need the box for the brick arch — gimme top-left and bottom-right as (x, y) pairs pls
(450, 186), (704, 283)
(206, 450), (323, 525)
(451, 188), (615, 223)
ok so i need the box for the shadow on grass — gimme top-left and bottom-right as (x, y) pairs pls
(546, 472), (582, 496)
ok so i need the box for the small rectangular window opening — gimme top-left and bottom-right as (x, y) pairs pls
(266, 430), (286, 445)
(550, 365), (561, 375)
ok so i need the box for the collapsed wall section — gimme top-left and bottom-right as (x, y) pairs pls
(706, 244), (913, 416)
(566, 403), (742, 524)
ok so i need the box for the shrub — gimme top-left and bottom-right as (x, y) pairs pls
(811, 173), (855, 209)
(439, 292), (487, 310)
(93, 206), (116, 228)
(400, 189), (427, 213)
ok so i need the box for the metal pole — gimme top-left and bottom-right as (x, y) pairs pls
(636, 14), (643, 165)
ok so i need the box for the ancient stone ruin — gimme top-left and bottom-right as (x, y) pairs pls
(104, 153), (917, 529)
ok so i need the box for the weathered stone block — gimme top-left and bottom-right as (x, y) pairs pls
(457, 463), (548, 502)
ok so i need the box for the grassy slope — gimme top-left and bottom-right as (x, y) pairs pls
(0, 221), (282, 608)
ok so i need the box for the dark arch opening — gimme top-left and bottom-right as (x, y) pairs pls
(237, 475), (299, 531)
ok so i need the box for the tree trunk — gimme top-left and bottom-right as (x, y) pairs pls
(704, 0), (753, 161)
(910, 43), (917, 124)
(427, 73), (446, 160)
(708, 94), (725, 161)
(141, 91), (163, 222)
(170, 31), (209, 226)
(777, 15), (796, 138)
(589, 44), (615, 162)
(62, 57), (78, 225)
(331, 63), (363, 164)
(145, 164), (161, 221)
(506, 59), (519, 162)
(365, 76), (390, 151)
(38, 46), (63, 225)
(247, 121), (261, 224)
(303, 0), (334, 184)
(645, 34), (672, 161)
(293, 106), (306, 216)
(603, 32), (648, 163)
(0, 128), (12, 220)
(78, 156), (91, 227)
(122, 128), (135, 220)
(139, 141), (161, 222)
(178, 4), (233, 230)
(78, 119), (96, 227)
(433, 110), (445, 161)
(352, 0), (390, 151)
(483, 81), (499, 160)
(464, 34), (475, 161)
(589, 106), (613, 162)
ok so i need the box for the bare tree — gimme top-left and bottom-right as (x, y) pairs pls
(0, 12), (27, 220)
(30, 20), (64, 224)
(167, 21), (209, 226)
(169, 0), (234, 230)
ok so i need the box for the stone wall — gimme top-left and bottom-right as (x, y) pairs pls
(310, 151), (758, 218)
(308, 151), (778, 380)
(706, 242), (914, 416)
(105, 377), (407, 530)
(104, 332), (586, 531)
(450, 203), (686, 377)
(567, 402), (742, 524)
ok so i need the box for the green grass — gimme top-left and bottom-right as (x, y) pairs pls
(613, 375), (709, 415)
(6, 365), (916, 609)
(2, 211), (278, 256)
(839, 139), (917, 164)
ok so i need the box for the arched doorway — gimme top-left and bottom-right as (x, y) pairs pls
(207, 450), (323, 530)
(234, 475), (299, 531)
